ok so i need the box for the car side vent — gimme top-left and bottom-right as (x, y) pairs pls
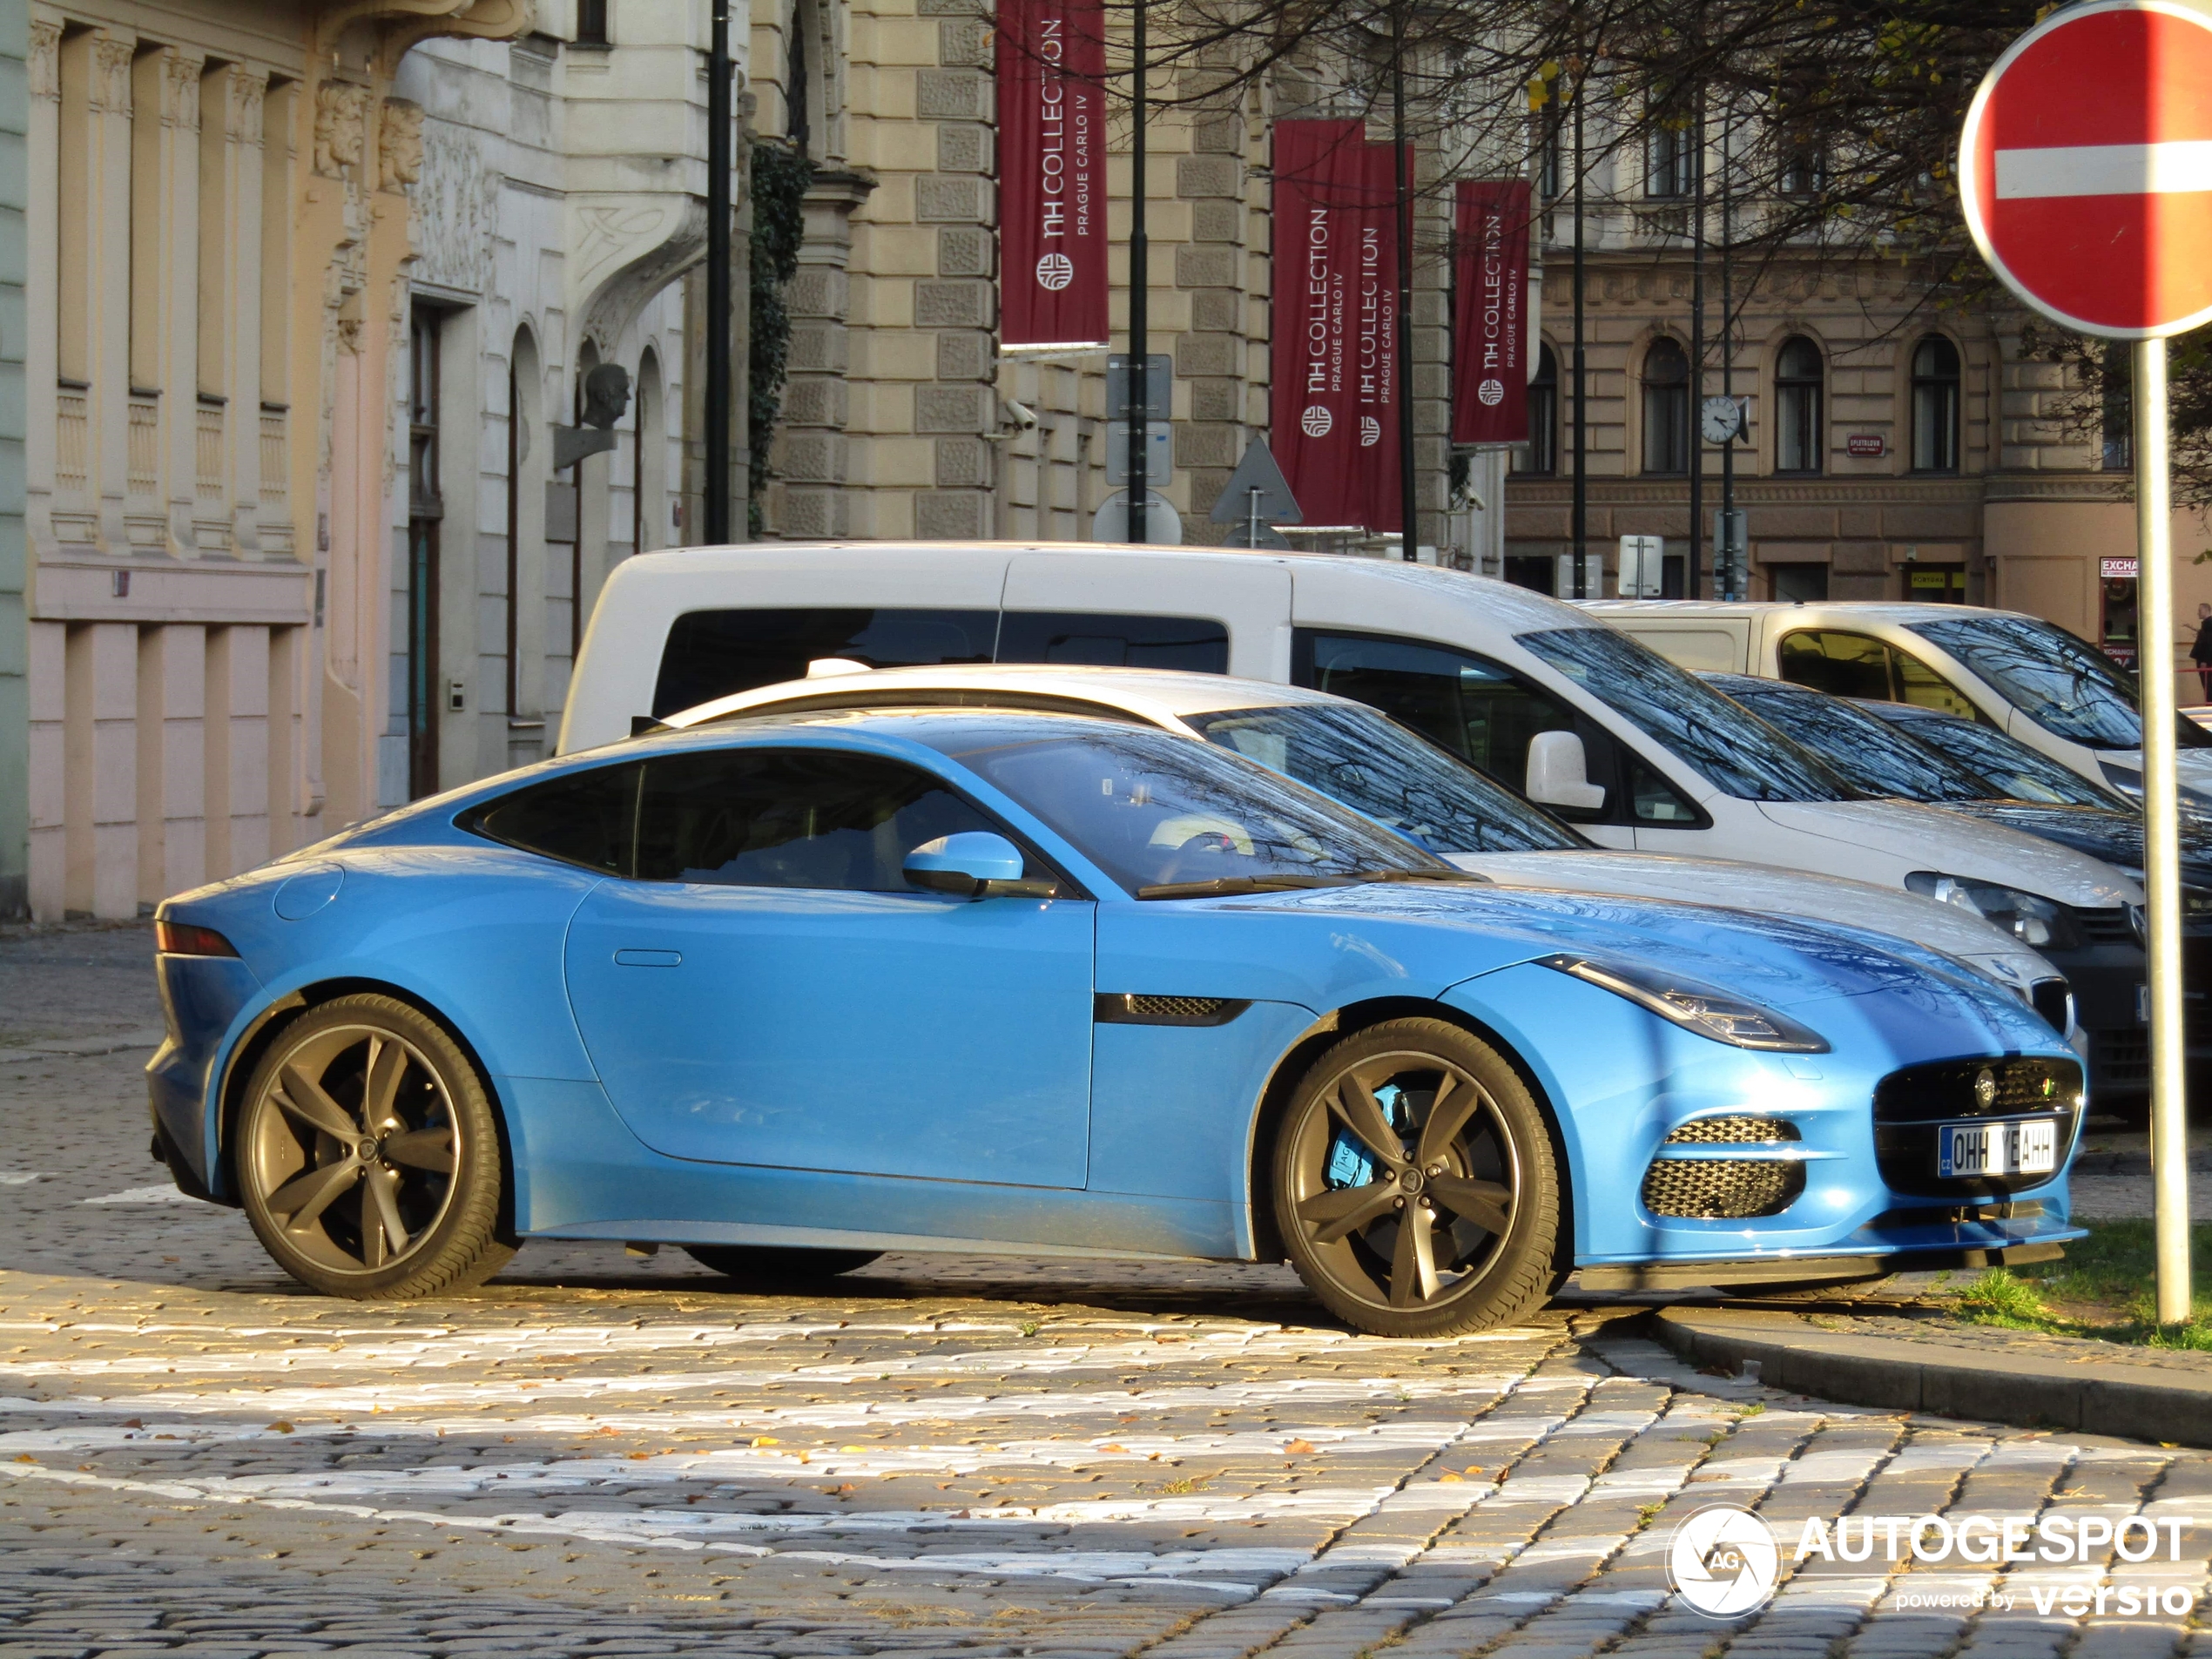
(1094, 994), (1252, 1028)
(1662, 1116), (1800, 1144)
(1642, 1158), (1805, 1219)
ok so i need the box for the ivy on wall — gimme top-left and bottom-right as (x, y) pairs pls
(748, 140), (814, 537)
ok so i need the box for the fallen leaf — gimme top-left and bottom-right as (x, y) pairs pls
(118, 1420), (141, 1430)
(268, 1421), (294, 1434)
(1285, 1440), (1316, 1455)
(752, 1436), (779, 1447)
(1098, 1443), (1128, 1453)
(1439, 1473), (1464, 1483)
(626, 1452), (652, 1461)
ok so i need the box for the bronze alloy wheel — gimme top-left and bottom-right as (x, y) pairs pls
(1274, 1019), (1559, 1338)
(236, 995), (513, 1298)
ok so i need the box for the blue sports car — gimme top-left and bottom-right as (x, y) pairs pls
(148, 711), (2086, 1336)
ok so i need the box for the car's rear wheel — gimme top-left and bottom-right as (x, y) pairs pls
(684, 1245), (883, 1285)
(235, 995), (514, 1298)
(1273, 1018), (1559, 1339)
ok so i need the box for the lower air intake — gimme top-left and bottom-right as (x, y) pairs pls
(1641, 1157), (1804, 1219)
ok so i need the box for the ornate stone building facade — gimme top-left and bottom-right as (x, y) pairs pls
(17, 1), (712, 920)
(1499, 145), (2212, 674)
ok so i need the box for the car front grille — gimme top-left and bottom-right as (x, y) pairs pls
(2095, 1029), (2149, 1087)
(1873, 1055), (2083, 1122)
(2030, 979), (2071, 1033)
(1871, 1055), (2080, 1199)
(2077, 907), (2137, 946)
(1662, 1116), (1800, 1144)
(1641, 1157), (1804, 1219)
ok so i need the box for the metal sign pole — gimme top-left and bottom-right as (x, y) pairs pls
(1126, 0), (1149, 544)
(2136, 334), (2192, 1325)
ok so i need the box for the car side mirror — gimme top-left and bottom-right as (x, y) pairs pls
(904, 832), (1060, 900)
(1525, 732), (1608, 815)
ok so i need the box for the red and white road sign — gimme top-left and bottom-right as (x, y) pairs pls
(1960, 0), (2212, 338)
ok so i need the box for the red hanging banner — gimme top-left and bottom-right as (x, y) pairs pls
(996, 0), (1108, 348)
(1271, 120), (1401, 531)
(1451, 180), (1532, 446)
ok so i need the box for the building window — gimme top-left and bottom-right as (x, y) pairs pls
(1777, 129), (1824, 197)
(1910, 335), (1961, 474)
(1514, 346), (1560, 476)
(1775, 336), (1824, 474)
(1536, 110), (1563, 200)
(2101, 341), (2132, 471)
(577, 0), (610, 44)
(1642, 338), (1690, 475)
(1647, 109), (1695, 199)
(407, 314), (443, 800)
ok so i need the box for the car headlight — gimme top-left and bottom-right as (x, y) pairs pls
(1905, 873), (2082, 951)
(2123, 892), (2212, 940)
(1539, 954), (1830, 1053)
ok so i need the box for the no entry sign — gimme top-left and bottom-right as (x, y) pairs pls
(1960, 0), (2212, 338)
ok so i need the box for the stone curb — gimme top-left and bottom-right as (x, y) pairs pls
(0, 1029), (165, 1065)
(1652, 1305), (2212, 1447)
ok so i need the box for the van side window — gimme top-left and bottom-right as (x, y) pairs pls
(1293, 630), (1583, 784)
(462, 762), (642, 874)
(995, 611), (1229, 672)
(1777, 629), (1980, 719)
(1629, 759), (1700, 824)
(651, 609), (998, 718)
(631, 749), (1019, 891)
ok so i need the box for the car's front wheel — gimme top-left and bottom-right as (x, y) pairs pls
(235, 995), (514, 1298)
(1273, 1018), (1559, 1338)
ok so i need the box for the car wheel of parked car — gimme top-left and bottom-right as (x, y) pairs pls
(235, 995), (515, 1299)
(684, 1246), (884, 1284)
(1274, 1019), (1559, 1339)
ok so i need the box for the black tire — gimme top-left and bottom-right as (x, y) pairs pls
(1272, 1018), (1560, 1338)
(234, 994), (515, 1299)
(685, 1245), (883, 1285)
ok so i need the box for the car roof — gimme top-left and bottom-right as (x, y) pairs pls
(664, 663), (1350, 729)
(1581, 599), (2020, 625)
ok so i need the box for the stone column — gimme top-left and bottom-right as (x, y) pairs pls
(772, 168), (875, 537)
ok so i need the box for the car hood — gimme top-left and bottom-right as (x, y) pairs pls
(2094, 748), (2212, 802)
(1175, 879), (2045, 1032)
(1938, 800), (2212, 888)
(1754, 799), (2141, 907)
(1447, 848), (2055, 988)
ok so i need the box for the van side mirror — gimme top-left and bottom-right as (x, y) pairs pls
(1525, 732), (1608, 815)
(904, 832), (1060, 900)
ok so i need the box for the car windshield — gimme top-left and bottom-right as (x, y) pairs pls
(1861, 705), (2130, 807)
(1516, 627), (1855, 802)
(1908, 613), (2212, 752)
(921, 722), (1457, 895)
(1715, 678), (1993, 803)
(1182, 704), (1584, 853)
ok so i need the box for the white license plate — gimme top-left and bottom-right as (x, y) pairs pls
(1939, 1119), (2058, 1179)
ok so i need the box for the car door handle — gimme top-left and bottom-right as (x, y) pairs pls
(613, 949), (683, 968)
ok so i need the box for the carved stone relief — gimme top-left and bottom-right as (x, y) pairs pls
(28, 20), (59, 101)
(409, 121), (496, 293)
(160, 51), (205, 130)
(88, 37), (132, 113)
(313, 80), (372, 177)
(378, 98), (424, 193)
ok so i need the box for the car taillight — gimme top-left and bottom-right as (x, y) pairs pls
(156, 921), (239, 958)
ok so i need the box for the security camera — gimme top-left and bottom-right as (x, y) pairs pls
(1001, 400), (1040, 433)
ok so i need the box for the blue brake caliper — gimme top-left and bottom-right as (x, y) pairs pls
(1324, 1083), (1406, 1189)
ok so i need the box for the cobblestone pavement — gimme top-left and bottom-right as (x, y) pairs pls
(5, 925), (2212, 1657)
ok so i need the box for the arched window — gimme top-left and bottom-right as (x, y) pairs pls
(1775, 336), (1823, 474)
(1513, 344), (1559, 476)
(1911, 335), (1961, 474)
(1642, 338), (1689, 475)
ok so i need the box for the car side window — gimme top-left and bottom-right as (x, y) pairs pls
(651, 608), (998, 718)
(995, 610), (1229, 672)
(1779, 628), (1982, 721)
(1777, 630), (1892, 701)
(1629, 759), (1700, 824)
(1295, 631), (1581, 778)
(1888, 642), (1983, 719)
(631, 748), (1019, 892)
(463, 762), (642, 874)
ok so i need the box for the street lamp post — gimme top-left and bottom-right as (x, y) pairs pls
(1392, 4), (1418, 560)
(705, 0), (733, 544)
(1126, 0), (1150, 544)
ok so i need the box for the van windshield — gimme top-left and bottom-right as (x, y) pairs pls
(1906, 613), (2212, 752)
(1181, 703), (1584, 853)
(1517, 627), (1855, 803)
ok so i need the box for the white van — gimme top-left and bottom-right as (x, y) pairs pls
(564, 543), (2145, 1074)
(1584, 599), (2212, 804)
